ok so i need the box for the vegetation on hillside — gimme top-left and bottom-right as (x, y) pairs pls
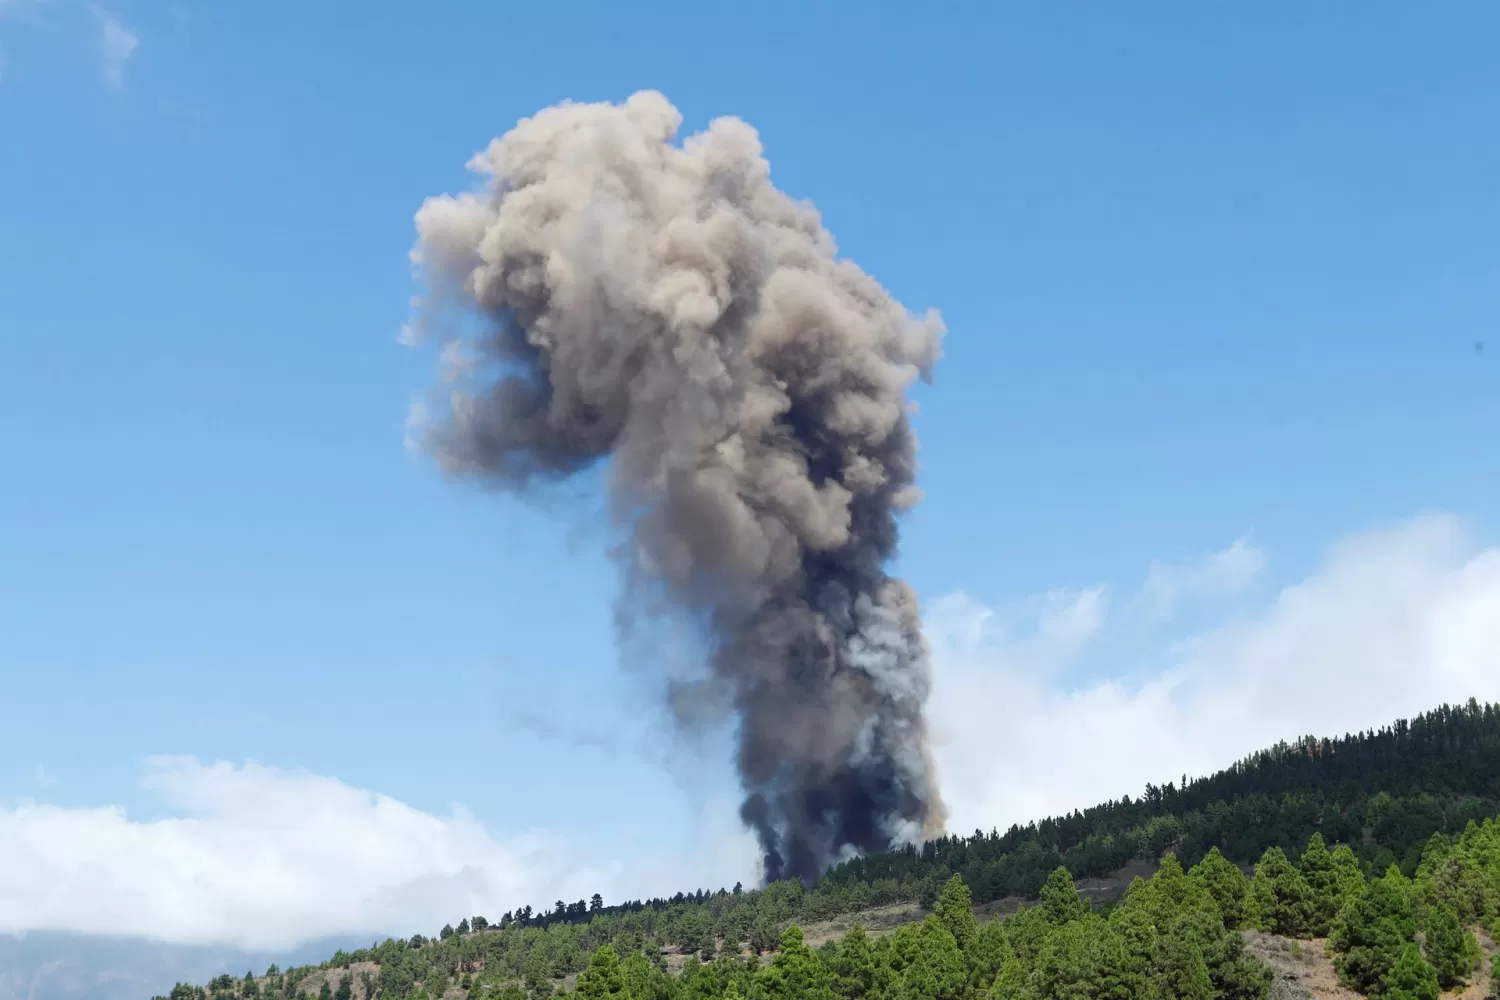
(163, 867), (1269, 1000)
(1208, 822), (1500, 996)
(156, 701), (1500, 1000)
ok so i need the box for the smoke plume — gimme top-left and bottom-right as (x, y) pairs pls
(404, 91), (947, 881)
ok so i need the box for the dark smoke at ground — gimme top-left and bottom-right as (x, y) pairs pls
(404, 91), (947, 882)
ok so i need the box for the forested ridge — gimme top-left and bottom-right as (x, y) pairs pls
(162, 701), (1500, 1000)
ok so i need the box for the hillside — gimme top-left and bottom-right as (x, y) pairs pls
(160, 701), (1500, 1000)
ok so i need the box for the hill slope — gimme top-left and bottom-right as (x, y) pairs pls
(162, 701), (1500, 1000)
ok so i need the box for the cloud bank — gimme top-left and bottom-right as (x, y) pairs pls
(0, 758), (759, 950)
(928, 513), (1500, 834)
(2, 512), (1497, 948)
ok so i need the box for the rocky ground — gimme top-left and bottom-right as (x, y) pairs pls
(1245, 930), (1497, 1000)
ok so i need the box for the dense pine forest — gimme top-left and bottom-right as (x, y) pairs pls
(160, 701), (1500, 1000)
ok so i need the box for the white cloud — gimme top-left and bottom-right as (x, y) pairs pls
(927, 513), (1500, 836)
(0, 757), (758, 950)
(0, 2), (139, 88)
(403, 399), (430, 454)
(92, 5), (136, 88)
(1140, 537), (1266, 621)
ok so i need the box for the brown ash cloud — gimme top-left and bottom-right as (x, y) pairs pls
(404, 91), (947, 881)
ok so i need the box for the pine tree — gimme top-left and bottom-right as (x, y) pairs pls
(828, 924), (890, 1000)
(675, 957), (708, 1000)
(932, 875), (977, 953)
(896, 917), (968, 1000)
(1330, 868), (1416, 994)
(880, 923), (923, 978)
(524, 950), (551, 1000)
(1024, 916), (1135, 1000)
(1172, 907), (1271, 1000)
(1249, 846), (1313, 936)
(1383, 943), (1440, 1000)
(1298, 833), (1341, 936)
(1417, 832), (1490, 928)
(1000, 905), (1052, 968)
(1422, 902), (1480, 989)
(1113, 854), (1218, 932)
(988, 955), (1026, 1000)
(575, 947), (626, 1000)
(749, 915), (779, 956)
(965, 920), (1010, 993)
(1330, 843), (1368, 915)
(620, 951), (671, 1000)
(1150, 925), (1214, 1000)
(1108, 905), (1159, 988)
(677, 912), (713, 957)
(675, 958), (716, 1000)
(1189, 847), (1251, 929)
(1038, 866), (1088, 925)
(1415, 832), (1452, 882)
(755, 926), (832, 1000)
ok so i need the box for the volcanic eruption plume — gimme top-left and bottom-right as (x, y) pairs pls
(404, 91), (947, 881)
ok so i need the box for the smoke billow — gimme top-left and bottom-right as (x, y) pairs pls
(405, 91), (947, 882)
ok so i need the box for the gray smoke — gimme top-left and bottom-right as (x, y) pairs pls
(404, 91), (947, 882)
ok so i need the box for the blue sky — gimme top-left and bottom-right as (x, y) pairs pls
(1, 0), (1498, 948)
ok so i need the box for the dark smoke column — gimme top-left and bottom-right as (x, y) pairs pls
(405, 91), (947, 881)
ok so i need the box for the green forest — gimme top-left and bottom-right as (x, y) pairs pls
(160, 700), (1500, 1000)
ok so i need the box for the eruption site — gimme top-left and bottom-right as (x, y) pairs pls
(405, 91), (947, 882)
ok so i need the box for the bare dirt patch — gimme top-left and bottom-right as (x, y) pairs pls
(1244, 934), (1359, 1000)
(1076, 858), (1162, 902)
(277, 962), (381, 1000)
(1244, 930), (1498, 1000)
(800, 903), (924, 949)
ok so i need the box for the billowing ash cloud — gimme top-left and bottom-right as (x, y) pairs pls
(404, 90), (947, 882)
